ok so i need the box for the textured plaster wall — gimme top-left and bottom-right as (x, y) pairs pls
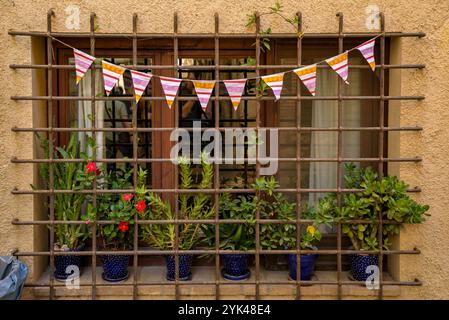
(1, 0), (448, 299)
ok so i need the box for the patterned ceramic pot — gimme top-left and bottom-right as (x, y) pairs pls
(287, 253), (319, 281)
(166, 254), (193, 281)
(350, 254), (379, 281)
(101, 255), (130, 282)
(54, 244), (84, 281)
(222, 254), (250, 280)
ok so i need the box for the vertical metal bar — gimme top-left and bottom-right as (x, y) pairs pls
(46, 9), (55, 300)
(336, 12), (344, 300)
(173, 12), (180, 300)
(213, 13), (221, 300)
(132, 12), (139, 300)
(377, 12), (386, 300)
(295, 12), (303, 300)
(89, 12), (97, 300)
(254, 12), (261, 300)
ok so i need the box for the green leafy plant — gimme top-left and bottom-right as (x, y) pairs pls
(328, 163), (430, 251)
(35, 133), (97, 250)
(246, 1), (302, 52)
(140, 152), (214, 250)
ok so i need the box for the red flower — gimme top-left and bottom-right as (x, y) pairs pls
(85, 162), (97, 174)
(95, 169), (101, 176)
(135, 200), (146, 213)
(122, 193), (133, 202)
(118, 221), (129, 233)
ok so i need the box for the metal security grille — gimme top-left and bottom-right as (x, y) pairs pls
(8, 10), (425, 300)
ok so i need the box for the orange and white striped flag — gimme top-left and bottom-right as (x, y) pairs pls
(130, 70), (152, 103)
(326, 52), (349, 84)
(73, 49), (95, 85)
(160, 76), (182, 109)
(223, 79), (247, 110)
(356, 38), (376, 71)
(102, 61), (126, 96)
(192, 80), (216, 110)
(261, 73), (284, 101)
(293, 64), (317, 96)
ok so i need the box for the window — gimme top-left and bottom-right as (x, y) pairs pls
(10, 11), (424, 300)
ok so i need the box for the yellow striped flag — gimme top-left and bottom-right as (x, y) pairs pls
(223, 79), (247, 110)
(130, 70), (152, 103)
(160, 76), (182, 109)
(102, 61), (126, 96)
(192, 80), (216, 110)
(293, 64), (317, 96)
(356, 38), (376, 71)
(73, 49), (95, 85)
(325, 52), (349, 84)
(261, 73), (284, 101)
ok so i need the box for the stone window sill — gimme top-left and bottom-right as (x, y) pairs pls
(26, 266), (400, 299)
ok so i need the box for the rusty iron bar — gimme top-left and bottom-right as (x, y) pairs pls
(295, 11), (303, 300)
(9, 63), (426, 70)
(11, 248), (421, 256)
(11, 126), (423, 132)
(10, 95), (426, 101)
(10, 217), (418, 226)
(8, 30), (426, 38)
(11, 186), (422, 194)
(336, 12), (344, 300)
(46, 9), (56, 300)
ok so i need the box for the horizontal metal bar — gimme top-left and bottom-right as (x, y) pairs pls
(10, 157), (423, 164)
(11, 126), (423, 132)
(10, 186), (422, 194)
(10, 95), (426, 101)
(8, 30), (426, 38)
(11, 218), (407, 226)
(21, 278), (422, 287)
(11, 249), (420, 256)
(9, 63), (426, 70)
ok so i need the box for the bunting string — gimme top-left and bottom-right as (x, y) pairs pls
(52, 34), (381, 109)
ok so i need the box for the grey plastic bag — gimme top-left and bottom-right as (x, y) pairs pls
(0, 256), (28, 300)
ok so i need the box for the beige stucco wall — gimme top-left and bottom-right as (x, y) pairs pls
(1, 0), (448, 299)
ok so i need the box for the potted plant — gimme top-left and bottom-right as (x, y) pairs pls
(203, 190), (256, 281)
(86, 166), (146, 282)
(256, 177), (332, 280)
(334, 163), (430, 281)
(140, 153), (214, 281)
(35, 133), (96, 281)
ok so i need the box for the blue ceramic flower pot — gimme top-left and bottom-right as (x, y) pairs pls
(350, 254), (379, 281)
(54, 244), (84, 281)
(288, 253), (319, 281)
(222, 254), (250, 281)
(166, 254), (193, 281)
(101, 255), (130, 282)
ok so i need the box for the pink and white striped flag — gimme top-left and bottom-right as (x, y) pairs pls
(356, 38), (376, 71)
(326, 52), (349, 84)
(261, 73), (284, 101)
(160, 76), (182, 109)
(73, 49), (95, 85)
(130, 70), (152, 103)
(192, 80), (216, 111)
(102, 61), (126, 96)
(293, 64), (317, 96)
(223, 79), (247, 110)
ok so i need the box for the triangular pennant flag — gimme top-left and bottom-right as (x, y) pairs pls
(356, 38), (376, 71)
(130, 70), (152, 103)
(293, 64), (317, 96)
(102, 61), (126, 96)
(326, 52), (349, 84)
(192, 80), (216, 111)
(261, 73), (284, 101)
(223, 79), (247, 111)
(73, 49), (95, 85)
(160, 76), (182, 109)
